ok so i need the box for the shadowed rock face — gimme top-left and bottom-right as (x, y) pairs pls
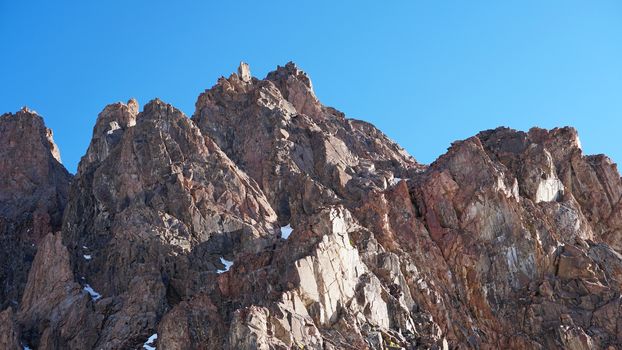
(2, 63), (622, 349)
(0, 109), (72, 310)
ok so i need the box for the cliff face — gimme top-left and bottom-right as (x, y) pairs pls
(1, 63), (622, 350)
(0, 109), (71, 311)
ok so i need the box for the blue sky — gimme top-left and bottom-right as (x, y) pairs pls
(1, 1), (621, 173)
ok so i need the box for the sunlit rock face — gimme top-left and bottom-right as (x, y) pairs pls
(192, 61), (422, 227)
(3, 63), (622, 349)
(60, 98), (279, 349)
(536, 176), (564, 202)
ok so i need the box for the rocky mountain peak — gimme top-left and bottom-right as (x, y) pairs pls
(0, 108), (71, 312)
(3, 63), (622, 349)
(265, 61), (322, 118)
(78, 99), (140, 176)
(2, 108), (63, 164)
(266, 61), (311, 88)
(0, 108), (70, 221)
(193, 62), (420, 225)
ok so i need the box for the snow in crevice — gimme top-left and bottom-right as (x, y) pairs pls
(23, 344), (32, 350)
(390, 177), (403, 185)
(84, 284), (102, 301)
(143, 333), (157, 350)
(83, 254), (92, 260)
(106, 121), (122, 135)
(217, 257), (233, 274)
(281, 224), (293, 239)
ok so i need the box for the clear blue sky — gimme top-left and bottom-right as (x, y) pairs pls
(1, 1), (621, 173)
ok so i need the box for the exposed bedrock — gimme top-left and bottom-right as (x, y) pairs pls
(1, 62), (621, 349)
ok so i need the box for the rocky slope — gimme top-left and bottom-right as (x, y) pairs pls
(1, 62), (622, 349)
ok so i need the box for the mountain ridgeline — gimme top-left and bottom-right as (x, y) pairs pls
(1, 62), (622, 349)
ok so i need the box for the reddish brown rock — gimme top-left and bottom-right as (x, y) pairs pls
(18, 233), (100, 349)
(157, 293), (226, 350)
(60, 98), (278, 348)
(193, 62), (422, 226)
(0, 108), (71, 309)
(4, 63), (622, 349)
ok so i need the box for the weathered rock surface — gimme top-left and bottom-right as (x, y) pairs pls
(0, 108), (72, 310)
(18, 232), (100, 349)
(2, 62), (622, 349)
(0, 307), (20, 349)
(193, 61), (422, 226)
(60, 98), (278, 349)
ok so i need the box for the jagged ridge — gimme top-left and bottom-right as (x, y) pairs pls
(0, 62), (621, 350)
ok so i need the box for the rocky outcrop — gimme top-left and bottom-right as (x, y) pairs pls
(403, 129), (622, 348)
(478, 127), (622, 249)
(58, 98), (279, 349)
(193, 62), (422, 226)
(77, 98), (138, 174)
(0, 108), (72, 310)
(221, 206), (412, 349)
(18, 232), (100, 349)
(2, 62), (622, 349)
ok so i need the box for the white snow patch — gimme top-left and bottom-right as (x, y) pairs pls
(106, 121), (121, 135)
(281, 224), (293, 239)
(217, 257), (233, 274)
(83, 254), (92, 260)
(143, 333), (157, 350)
(84, 284), (102, 301)
(390, 177), (403, 185)
(23, 345), (32, 350)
